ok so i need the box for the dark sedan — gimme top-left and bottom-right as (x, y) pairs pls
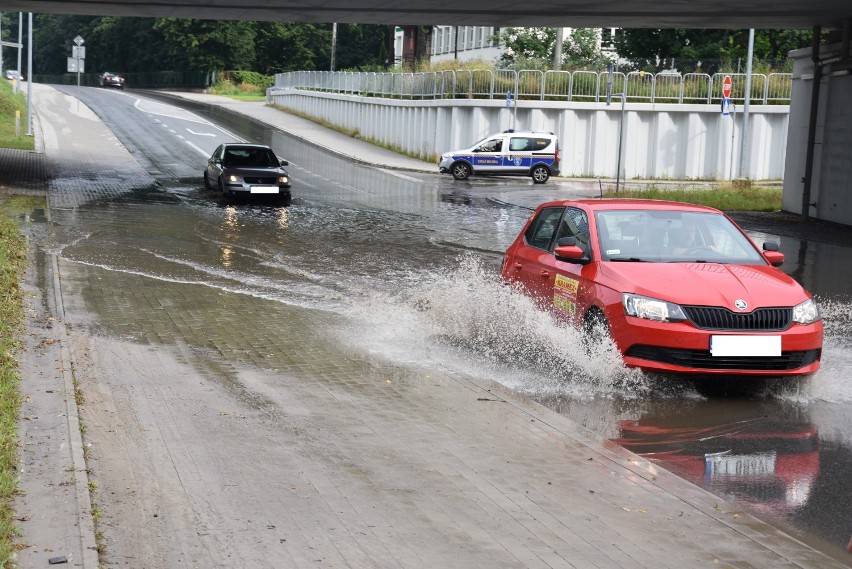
(204, 143), (292, 202)
(99, 72), (126, 89)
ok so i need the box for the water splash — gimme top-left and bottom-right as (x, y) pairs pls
(344, 255), (650, 400)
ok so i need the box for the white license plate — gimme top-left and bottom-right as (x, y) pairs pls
(710, 335), (781, 357)
(250, 186), (279, 194)
(705, 453), (777, 477)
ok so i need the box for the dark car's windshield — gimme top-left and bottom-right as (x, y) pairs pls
(223, 148), (279, 168)
(594, 210), (766, 264)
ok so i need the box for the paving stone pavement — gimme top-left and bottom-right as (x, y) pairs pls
(2, 83), (850, 568)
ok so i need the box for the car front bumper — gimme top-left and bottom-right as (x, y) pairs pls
(609, 313), (823, 376)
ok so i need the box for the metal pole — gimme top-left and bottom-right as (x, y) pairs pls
(16, 12), (22, 94)
(738, 29), (754, 179)
(25, 12), (31, 136)
(330, 23), (337, 71)
(801, 26), (822, 221)
(554, 27), (563, 70)
(616, 93), (625, 193)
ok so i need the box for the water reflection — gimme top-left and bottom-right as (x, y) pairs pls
(610, 399), (819, 518)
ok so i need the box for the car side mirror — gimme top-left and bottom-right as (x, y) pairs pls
(280, 159), (289, 166)
(763, 242), (784, 267)
(554, 237), (590, 264)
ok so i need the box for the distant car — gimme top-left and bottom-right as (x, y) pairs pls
(204, 143), (292, 202)
(3, 70), (21, 81)
(99, 72), (125, 89)
(438, 130), (560, 184)
(500, 198), (823, 377)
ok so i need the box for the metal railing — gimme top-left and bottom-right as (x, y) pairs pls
(272, 69), (792, 105)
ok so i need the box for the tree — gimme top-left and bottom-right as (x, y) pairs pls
(154, 19), (256, 73)
(614, 28), (812, 72)
(496, 27), (556, 68)
(563, 29), (613, 70)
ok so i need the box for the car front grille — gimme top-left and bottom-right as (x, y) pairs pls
(683, 306), (792, 331)
(244, 176), (278, 184)
(626, 345), (821, 371)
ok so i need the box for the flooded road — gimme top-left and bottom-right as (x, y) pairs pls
(46, 85), (852, 564)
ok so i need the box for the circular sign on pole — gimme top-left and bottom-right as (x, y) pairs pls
(722, 75), (732, 99)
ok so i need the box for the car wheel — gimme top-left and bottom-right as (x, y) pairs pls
(581, 308), (611, 354)
(218, 178), (226, 194)
(531, 165), (550, 184)
(203, 172), (212, 191)
(451, 162), (471, 181)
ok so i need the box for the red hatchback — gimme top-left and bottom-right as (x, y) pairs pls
(500, 199), (823, 376)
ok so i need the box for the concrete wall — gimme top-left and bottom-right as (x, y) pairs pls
(784, 41), (852, 226)
(267, 88), (790, 181)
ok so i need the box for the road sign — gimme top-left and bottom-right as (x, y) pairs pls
(722, 97), (731, 116)
(67, 57), (84, 73)
(74, 35), (84, 46)
(72, 45), (86, 59)
(722, 75), (732, 99)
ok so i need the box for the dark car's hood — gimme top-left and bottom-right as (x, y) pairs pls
(598, 262), (810, 308)
(225, 166), (286, 176)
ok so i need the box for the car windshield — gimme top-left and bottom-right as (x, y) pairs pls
(594, 209), (766, 264)
(223, 148), (279, 168)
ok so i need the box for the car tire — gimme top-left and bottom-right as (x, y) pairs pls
(203, 172), (212, 191)
(451, 162), (471, 181)
(218, 178), (226, 194)
(581, 308), (611, 354)
(531, 165), (550, 184)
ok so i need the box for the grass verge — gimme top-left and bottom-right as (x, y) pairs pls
(0, 195), (35, 566)
(603, 184), (783, 211)
(0, 80), (33, 151)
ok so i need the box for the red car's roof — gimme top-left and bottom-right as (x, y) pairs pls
(536, 198), (722, 214)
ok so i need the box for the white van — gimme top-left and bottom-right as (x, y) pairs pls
(438, 130), (560, 184)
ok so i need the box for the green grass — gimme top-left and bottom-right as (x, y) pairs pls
(208, 79), (267, 101)
(603, 184), (783, 211)
(0, 80), (33, 151)
(0, 196), (37, 566)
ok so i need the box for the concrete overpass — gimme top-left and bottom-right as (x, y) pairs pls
(1, 1), (851, 225)
(0, 0), (850, 28)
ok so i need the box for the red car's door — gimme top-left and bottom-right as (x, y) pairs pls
(505, 207), (565, 303)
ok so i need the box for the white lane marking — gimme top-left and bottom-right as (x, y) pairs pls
(187, 128), (216, 137)
(185, 140), (212, 158)
(374, 168), (422, 183)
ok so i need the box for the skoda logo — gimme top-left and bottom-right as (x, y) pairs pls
(734, 299), (748, 311)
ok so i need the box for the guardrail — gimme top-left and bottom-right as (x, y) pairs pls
(273, 69), (792, 105)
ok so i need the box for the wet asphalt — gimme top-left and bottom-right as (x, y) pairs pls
(3, 82), (852, 568)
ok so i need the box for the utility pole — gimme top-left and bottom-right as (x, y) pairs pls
(330, 23), (337, 71)
(554, 27), (564, 70)
(738, 29), (755, 179)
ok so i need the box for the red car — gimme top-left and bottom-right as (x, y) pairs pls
(500, 199), (823, 376)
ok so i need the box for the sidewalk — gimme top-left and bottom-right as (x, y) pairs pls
(3, 85), (850, 568)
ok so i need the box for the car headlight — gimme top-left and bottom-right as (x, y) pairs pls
(227, 174), (240, 182)
(622, 293), (687, 323)
(278, 176), (289, 184)
(792, 298), (821, 325)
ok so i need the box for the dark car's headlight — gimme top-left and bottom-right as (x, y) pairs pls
(227, 174), (241, 182)
(278, 175), (289, 184)
(622, 293), (687, 323)
(792, 298), (820, 325)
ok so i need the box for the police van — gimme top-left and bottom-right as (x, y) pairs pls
(438, 130), (560, 184)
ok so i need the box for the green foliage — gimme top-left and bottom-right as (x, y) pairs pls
(0, 79), (32, 150)
(614, 28), (811, 72)
(604, 185), (782, 211)
(29, 16), (388, 76)
(0, 195), (33, 566)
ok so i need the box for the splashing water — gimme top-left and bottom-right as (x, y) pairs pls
(344, 255), (650, 400)
(771, 295), (852, 403)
